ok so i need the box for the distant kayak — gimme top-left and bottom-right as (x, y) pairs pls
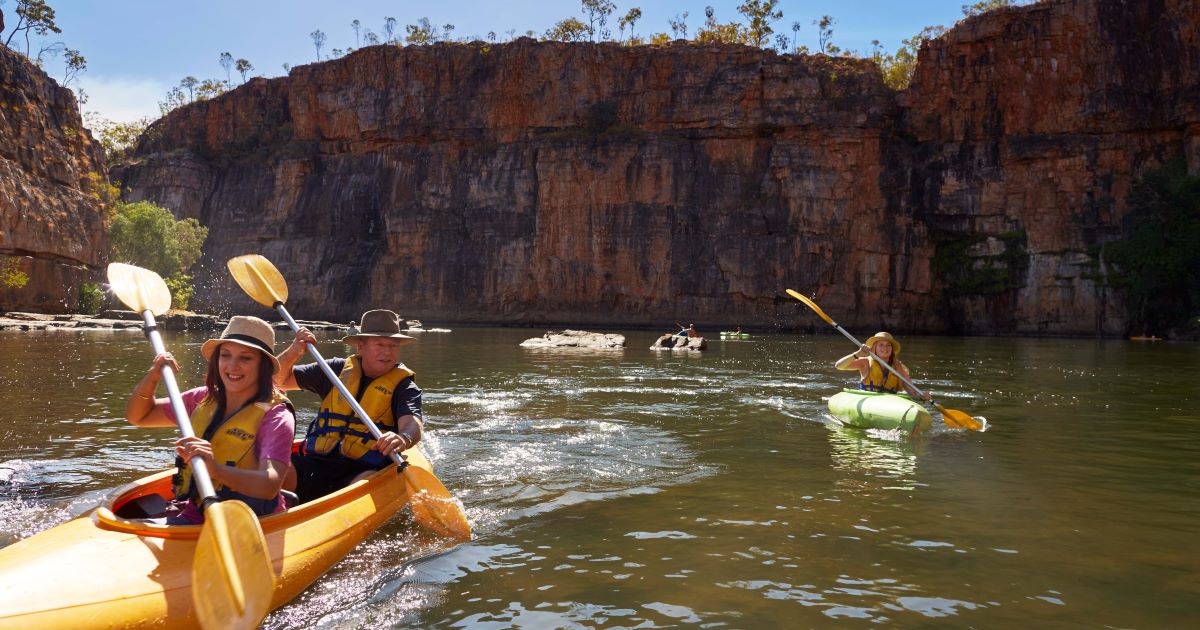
(719, 331), (749, 339)
(1128, 336), (1162, 341)
(827, 389), (932, 434)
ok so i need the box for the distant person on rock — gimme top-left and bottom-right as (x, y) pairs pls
(834, 331), (930, 400)
(275, 309), (423, 503)
(347, 321), (359, 335)
(124, 316), (296, 523)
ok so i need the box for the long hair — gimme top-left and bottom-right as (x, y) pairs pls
(204, 342), (277, 413)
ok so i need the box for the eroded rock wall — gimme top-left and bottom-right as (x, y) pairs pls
(0, 45), (107, 312)
(113, 0), (1199, 335)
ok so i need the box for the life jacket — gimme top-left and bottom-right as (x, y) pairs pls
(305, 355), (415, 467)
(172, 391), (293, 515)
(860, 356), (903, 393)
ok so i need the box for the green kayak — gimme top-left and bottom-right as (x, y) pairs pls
(827, 389), (932, 434)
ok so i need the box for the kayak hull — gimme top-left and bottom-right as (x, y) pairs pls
(0, 445), (436, 629)
(827, 389), (932, 434)
(719, 332), (749, 339)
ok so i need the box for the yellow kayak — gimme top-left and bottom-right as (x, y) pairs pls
(0, 444), (435, 629)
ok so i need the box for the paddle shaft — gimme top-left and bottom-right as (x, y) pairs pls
(140, 311), (219, 502)
(272, 303), (405, 468)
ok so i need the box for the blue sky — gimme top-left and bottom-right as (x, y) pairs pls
(20, 1), (975, 123)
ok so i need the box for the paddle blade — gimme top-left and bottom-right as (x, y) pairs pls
(226, 254), (288, 308)
(106, 263), (172, 316)
(403, 465), (472, 541)
(935, 403), (985, 431)
(192, 501), (275, 630)
(786, 289), (834, 325)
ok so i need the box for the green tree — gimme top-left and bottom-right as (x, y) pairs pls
(405, 18), (436, 44)
(738, 0), (782, 48)
(581, 0), (615, 41)
(351, 19), (361, 47)
(61, 46), (84, 85)
(544, 17), (589, 43)
(621, 8), (646, 42)
(877, 25), (945, 89)
(218, 51), (233, 84)
(234, 58), (252, 83)
(83, 113), (151, 164)
(3, 0), (60, 55)
(384, 17), (397, 43)
(310, 29), (326, 61)
(962, 0), (1028, 17)
(813, 15), (836, 54)
(194, 78), (227, 100)
(0, 257), (30, 289)
(666, 11), (687, 39)
(695, 6), (747, 45)
(1095, 157), (1200, 333)
(180, 75), (198, 101)
(110, 201), (182, 277)
(110, 201), (208, 310)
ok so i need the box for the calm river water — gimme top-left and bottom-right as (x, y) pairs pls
(0, 327), (1197, 628)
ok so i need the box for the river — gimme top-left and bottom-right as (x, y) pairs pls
(0, 327), (1196, 627)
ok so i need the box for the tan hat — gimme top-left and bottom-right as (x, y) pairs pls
(201, 315), (281, 373)
(342, 309), (414, 345)
(864, 331), (901, 355)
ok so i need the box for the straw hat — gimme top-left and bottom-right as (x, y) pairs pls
(200, 315), (281, 373)
(342, 309), (414, 345)
(864, 331), (901, 355)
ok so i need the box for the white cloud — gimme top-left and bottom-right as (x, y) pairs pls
(77, 75), (169, 124)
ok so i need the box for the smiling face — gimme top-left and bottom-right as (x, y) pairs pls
(217, 343), (264, 397)
(871, 340), (894, 360)
(354, 337), (403, 378)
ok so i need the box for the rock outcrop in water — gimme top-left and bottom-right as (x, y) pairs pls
(0, 45), (107, 312)
(107, 0), (1197, 336)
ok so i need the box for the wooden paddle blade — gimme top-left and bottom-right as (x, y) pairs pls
(786, 289), (835, 325)
(106, 263), (172, 316)
(226, 254), (288, 308)
(192, 501), (275, 630)
(935, 403), (985, 431)
(403, 465), (472, 541)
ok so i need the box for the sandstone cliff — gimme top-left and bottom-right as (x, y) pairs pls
(114, 0), (1198, 335)
(0, 45), (107, 312)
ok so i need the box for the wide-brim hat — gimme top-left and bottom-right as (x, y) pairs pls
(864, 331), (901, 355)
(342, 309), (414, 345)
(200, 315), (281, 373)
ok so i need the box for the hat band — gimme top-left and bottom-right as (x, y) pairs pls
(221, 333), (273, 355)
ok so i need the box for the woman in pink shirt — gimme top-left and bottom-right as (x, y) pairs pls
(124, 316), (296, 524)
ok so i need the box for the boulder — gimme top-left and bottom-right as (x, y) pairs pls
(520, 329), (625, 349)
(650, 334), (707, 351)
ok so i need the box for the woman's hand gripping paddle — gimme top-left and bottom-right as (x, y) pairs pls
(786, 289), (984, 431)
(225, 254), (472, 540)
(106, 263), (274, 630)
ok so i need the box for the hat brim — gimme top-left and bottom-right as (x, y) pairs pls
(864, 335), (900, 355)
(201, 338), (282, 373)
(342, 332), (415, 345)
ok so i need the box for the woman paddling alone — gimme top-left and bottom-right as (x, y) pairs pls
(834, 331), (931, 400)
(124, 316), (296, 524)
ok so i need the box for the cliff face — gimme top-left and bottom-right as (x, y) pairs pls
(114, 0), (1198, 334)
(0, 45), (107, 312)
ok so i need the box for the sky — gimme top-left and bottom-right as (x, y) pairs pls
(8, 1), (978, 123)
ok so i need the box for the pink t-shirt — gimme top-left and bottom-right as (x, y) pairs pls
(163, 387), (296, 523)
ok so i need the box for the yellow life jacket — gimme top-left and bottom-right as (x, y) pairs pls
(860, 357), (903, 393)
(172, 391), (293, 514)
(304, 356), (415, 467)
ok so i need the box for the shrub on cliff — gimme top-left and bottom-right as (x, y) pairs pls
(1094, 157), (1200, 333)
(109, 200), (209, 310)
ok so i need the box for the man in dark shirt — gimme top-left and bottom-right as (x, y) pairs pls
(275, 309), (422, 503)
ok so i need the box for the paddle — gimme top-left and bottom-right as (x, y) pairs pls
(786, 289), (984, 431)
(225, 254), (472, 540)
(106, 263), (275, 629)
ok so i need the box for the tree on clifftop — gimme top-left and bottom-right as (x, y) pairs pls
(235, 58), (252, 83)
(544, 17), (589, 43)
(738, 0), (782, 48)
(2, 0), (60, 56)
(218, 51), (233, 84)
(310, 29), (326, 61)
